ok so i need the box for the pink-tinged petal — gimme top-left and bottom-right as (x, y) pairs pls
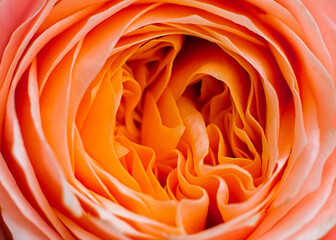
(0, 154), (60, 239)
(0, 0), (45, 57)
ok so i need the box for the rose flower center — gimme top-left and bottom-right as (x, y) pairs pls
(74, 35), (273, 229)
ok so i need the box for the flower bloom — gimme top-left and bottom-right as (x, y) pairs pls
(0, 0), (336, 239)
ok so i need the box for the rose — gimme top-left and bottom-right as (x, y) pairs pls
(1, 0), (335, 239)
(0, 0), (335, 239)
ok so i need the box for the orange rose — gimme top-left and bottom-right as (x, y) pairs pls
(0, 0), (335, 239)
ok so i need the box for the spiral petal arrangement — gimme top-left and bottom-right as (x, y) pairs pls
(1, 0), (336, 239)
